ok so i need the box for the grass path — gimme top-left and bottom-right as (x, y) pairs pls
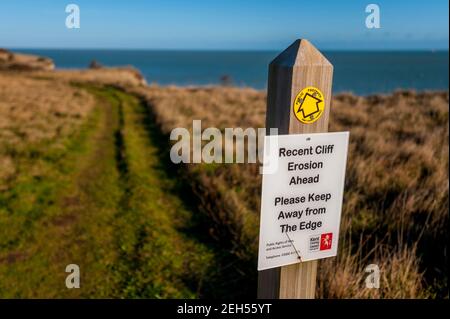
(0, 85), (218, 298)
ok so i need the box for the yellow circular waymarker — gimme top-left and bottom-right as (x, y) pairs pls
(293, 86), (325, 124)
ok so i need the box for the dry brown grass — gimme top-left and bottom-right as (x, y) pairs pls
(317, 243), (426, 298)
(0, 64), (145, 193)
(0, 72), (95, 190)
(33, 67), (147, 87)
(129, 85), (449, 298)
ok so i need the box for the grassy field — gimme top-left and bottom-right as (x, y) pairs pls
(129, 85), (449, 298)
(0, 73), (233, 298)
(0, 67), (448, 298)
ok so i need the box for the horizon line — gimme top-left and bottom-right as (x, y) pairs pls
(6, 47), (450, 52)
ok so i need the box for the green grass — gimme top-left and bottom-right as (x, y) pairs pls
(104, 89), (215, 298)
(0, 103), (101, 253)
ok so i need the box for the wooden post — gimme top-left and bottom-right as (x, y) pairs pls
(257, 39), (333, 299)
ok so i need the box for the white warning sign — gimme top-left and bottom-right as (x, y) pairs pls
(258, 132), (349, 271)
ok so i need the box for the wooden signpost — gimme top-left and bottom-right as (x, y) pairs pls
(257, 39), (336, 299)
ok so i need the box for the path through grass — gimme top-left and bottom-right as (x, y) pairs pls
(0, 85), (220, 298)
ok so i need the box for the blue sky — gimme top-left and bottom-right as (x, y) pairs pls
(0, 0), (448, 50)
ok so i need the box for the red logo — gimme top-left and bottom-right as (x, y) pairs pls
(320, 233), (333, 250)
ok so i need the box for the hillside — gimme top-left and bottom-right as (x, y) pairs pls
(0, 49), (54, 71)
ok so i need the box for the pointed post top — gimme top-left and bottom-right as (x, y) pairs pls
(270, 39), (332, 68)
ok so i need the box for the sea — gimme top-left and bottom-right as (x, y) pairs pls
(14, 49), (449, 95)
